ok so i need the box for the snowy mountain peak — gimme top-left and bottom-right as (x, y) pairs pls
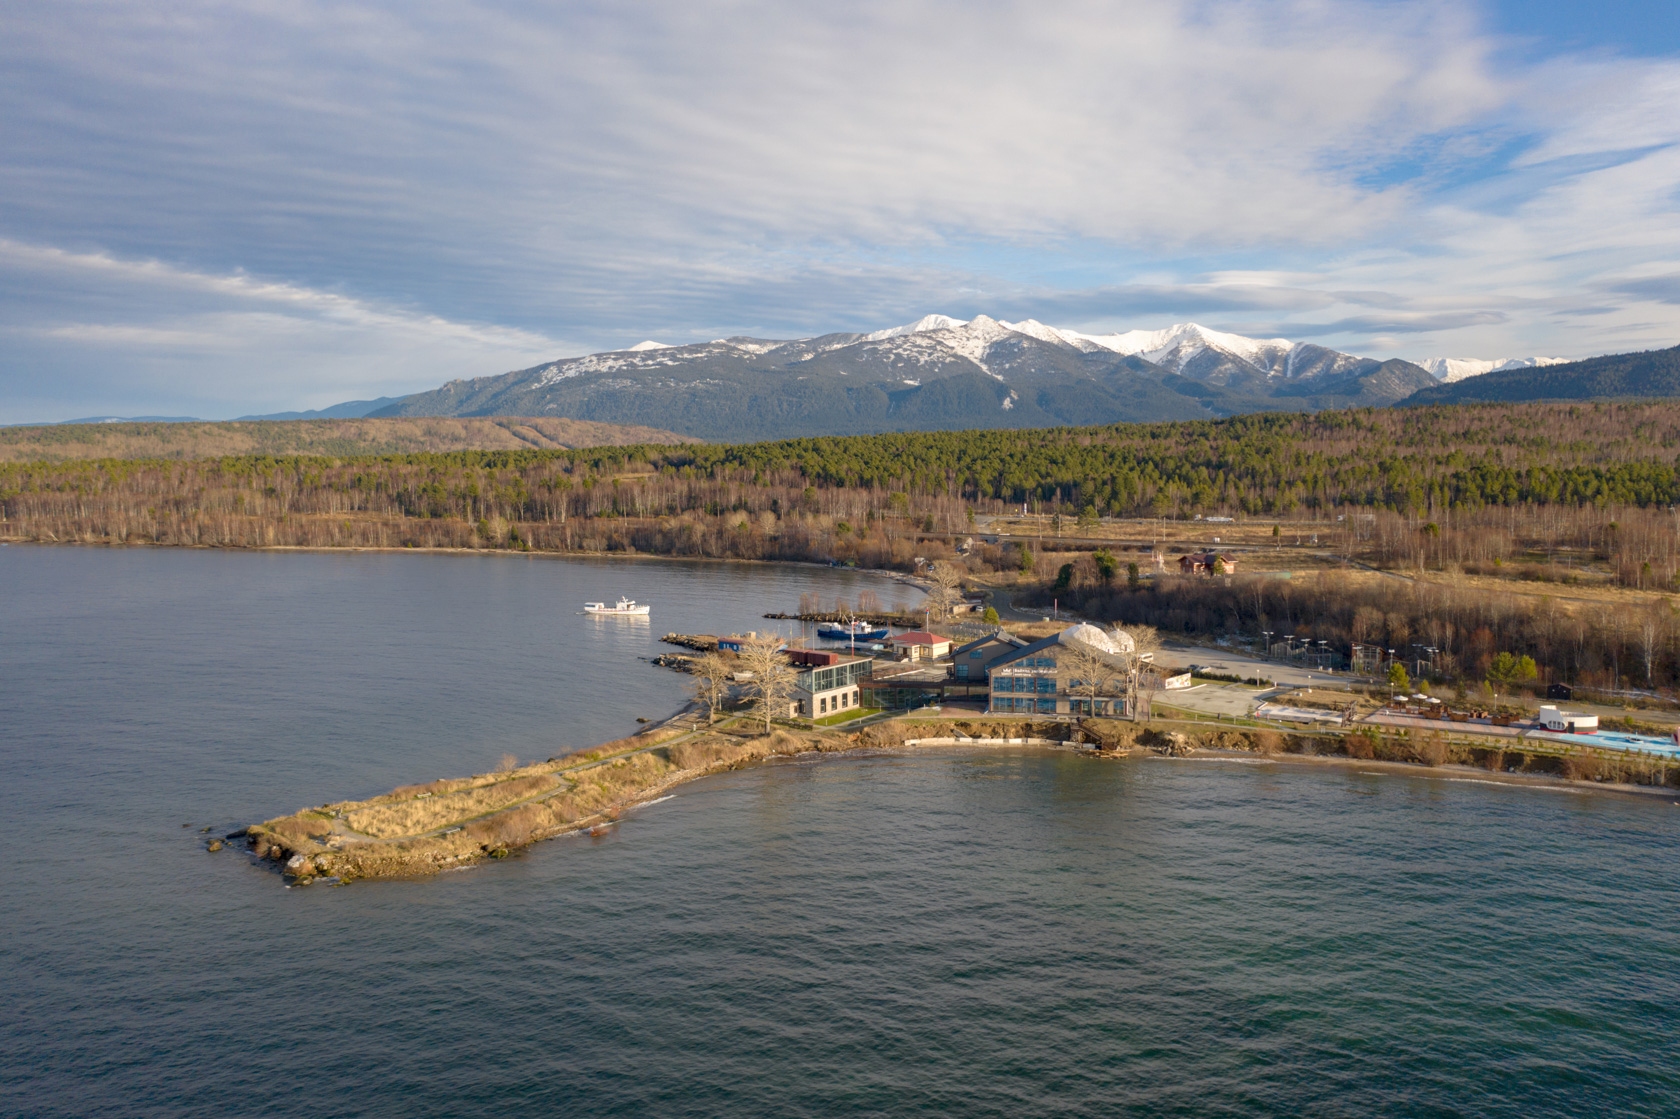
(863, 314), (968, 342)
(954, 314), (1012, 343)
(1083, 322), (1292, 364)
(1416, 356), (1566, 383)
(997, 318), (1078, 347)
(627, 340), (671, 351)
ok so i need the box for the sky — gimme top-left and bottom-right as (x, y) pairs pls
(2, 0), (1679, 422)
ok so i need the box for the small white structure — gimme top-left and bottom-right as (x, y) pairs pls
(1538, 705), (1598, 733)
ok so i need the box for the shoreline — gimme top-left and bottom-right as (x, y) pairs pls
(237, 713), (1678, 887)
(1148, 746), (1680, 801)
(0, 536), (932, 587)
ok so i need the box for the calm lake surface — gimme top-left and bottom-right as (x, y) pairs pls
(4, 545), (1679, 1117)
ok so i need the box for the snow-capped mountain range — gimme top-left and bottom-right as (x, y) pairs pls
(626, 315), (1553, 385)
(1414, 355), (1568, 383)
(368, 315), (1566, 441)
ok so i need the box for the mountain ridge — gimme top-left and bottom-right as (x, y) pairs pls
(1400, 345), (1680, 407)
(369, 315), (1454, 441)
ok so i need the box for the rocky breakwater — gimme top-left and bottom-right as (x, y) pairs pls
(237, 724), (888, 885)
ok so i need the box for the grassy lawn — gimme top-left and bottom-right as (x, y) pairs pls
(812, 707), (881, 727)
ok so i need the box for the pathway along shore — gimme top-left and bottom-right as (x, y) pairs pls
(233, 713), (1680, 886)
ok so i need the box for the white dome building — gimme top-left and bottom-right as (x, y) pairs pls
(1056, 622), (1125, 656)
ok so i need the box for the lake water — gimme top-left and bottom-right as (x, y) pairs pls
(4, 546), (1680, 1117)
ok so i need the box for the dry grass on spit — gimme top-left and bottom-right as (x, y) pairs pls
(559, 728), (684, 768)
(666, 729), (812, 771)
(381, 760), (558, 803)
(251, 811), (337, 857)
(345, 772), (560, 838)
(569, 751), (676, 799)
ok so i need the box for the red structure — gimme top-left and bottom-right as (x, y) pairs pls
(1178, 552), (1237, 575)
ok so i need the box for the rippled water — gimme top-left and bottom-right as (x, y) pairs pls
(4, 546), (1680, 1117)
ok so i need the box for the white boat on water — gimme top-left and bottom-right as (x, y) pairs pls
(583, 596), (651, 616)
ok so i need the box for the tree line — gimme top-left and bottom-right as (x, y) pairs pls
(9, 399), (1680, 528)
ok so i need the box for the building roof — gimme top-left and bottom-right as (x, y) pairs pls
(950, 631), (1028, 657)
(990, 625), (1134, 672)
(891, 630), (948, 645)
(1058, 622), (1127, 655)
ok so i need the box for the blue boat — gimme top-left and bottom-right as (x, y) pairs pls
(817, 619), (890, 642)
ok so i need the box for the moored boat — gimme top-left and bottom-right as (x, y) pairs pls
(816, 619), (889, 641)
(584, 596), (651, 616)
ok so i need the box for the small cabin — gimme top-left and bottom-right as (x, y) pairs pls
(717, 633), (786, 654)
(1178, 552), (1236, 575)
(1546, 683), (1573, 701)
(890, 631), (953, 661)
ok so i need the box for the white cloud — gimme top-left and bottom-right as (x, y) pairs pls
(0, 240), (572, 421)
(0, 0), (1678, 416)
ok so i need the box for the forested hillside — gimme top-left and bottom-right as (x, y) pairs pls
(1401, 344), (1680, 406)
(6, 400), (1680, 530)
(0, 415), (686, 463)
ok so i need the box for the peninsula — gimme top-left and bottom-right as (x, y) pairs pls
(238, 708), (1680, 886)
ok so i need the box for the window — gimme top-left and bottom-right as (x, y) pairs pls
(970, 649), (982, 658)
(820, 697), (828, 713)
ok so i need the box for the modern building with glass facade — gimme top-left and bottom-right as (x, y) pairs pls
(792, 656), (872, 718)
(987, 624), (1135, 717)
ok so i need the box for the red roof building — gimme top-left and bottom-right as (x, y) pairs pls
(889, 631), (954, 660)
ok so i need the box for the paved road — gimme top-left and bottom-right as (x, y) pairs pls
(1159, 641), (1361, 690)
(1154, 683), (1269, 719)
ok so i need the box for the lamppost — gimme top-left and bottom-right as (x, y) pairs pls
(1261, 629), (1273, 659)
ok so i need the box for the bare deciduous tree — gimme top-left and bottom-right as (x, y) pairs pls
(1059, 641), (1123, 716)
(926, 560), (964, 618)
(690, 652), (734, 724)
(1639, 608), (1665, 685)
(1117, 624), (1160, 655)
(739, 638), (797, 733)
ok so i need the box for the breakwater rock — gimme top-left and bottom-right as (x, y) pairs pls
(763, 610), (921, 627)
